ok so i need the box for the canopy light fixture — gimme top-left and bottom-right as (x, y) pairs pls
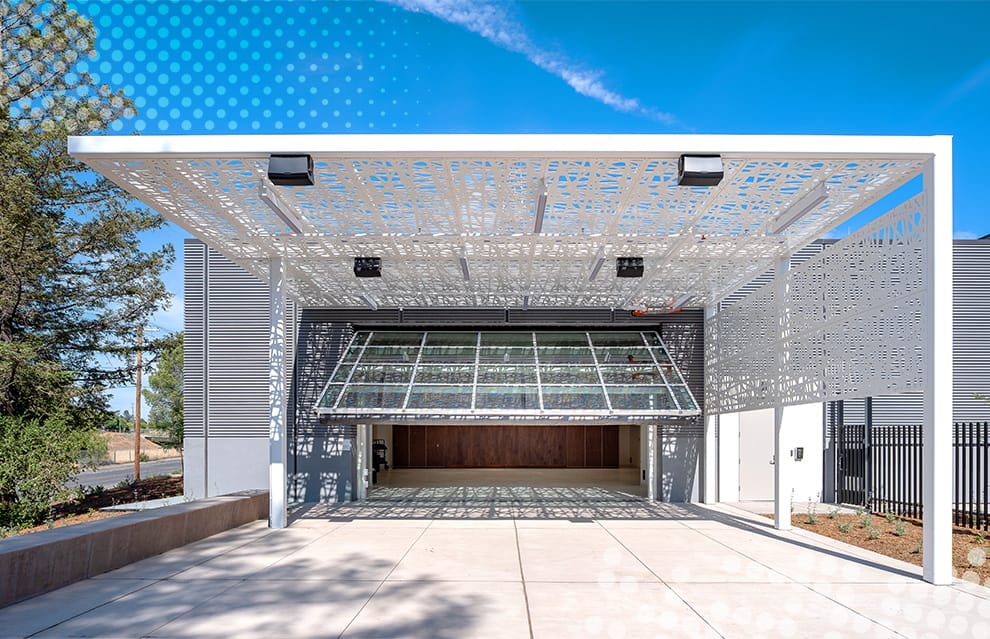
(677, 154), (723, 187)
(588, 256), (606, 281)
(534, 178), (547, 234)
(671, 294), (693, 311)
(359, 293), (378, 311)
(616, 257), (644, 278)
(353, 257), (382, 278)
(458, 256), (470, 281)
(268, 154), (314, 186)
(258, 182), (304, 234)
(772, 183), (828, 234)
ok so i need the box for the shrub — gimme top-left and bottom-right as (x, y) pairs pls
(884, 511), (897, 524)
(859, 513), (873, 529)
(838, 522), (852, 533)
(827, 507), (839, 520)
(868, 527), (881, 540)
(893, 520), (907, 537)
(0, 415), (104, 527)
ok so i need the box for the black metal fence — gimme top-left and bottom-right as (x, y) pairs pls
(834, 413), (988, 531)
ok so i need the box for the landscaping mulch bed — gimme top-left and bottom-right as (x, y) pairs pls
(3, 475), (184, 539)
(767, 511), (990, 587)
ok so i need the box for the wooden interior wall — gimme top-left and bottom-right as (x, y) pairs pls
(391, 425), (620, 468)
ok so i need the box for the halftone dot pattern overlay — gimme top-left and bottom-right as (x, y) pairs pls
(74, 0), (423, 134)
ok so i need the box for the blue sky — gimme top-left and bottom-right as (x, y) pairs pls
(71, 0), (990, 412)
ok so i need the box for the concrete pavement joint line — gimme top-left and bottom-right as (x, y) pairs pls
(19, 524), (273, 636)
(512, 518), (535, 639)
(168, 529), (282, 580)
(593, 518), (725, 639)
(21, 581), (161, 638)
(139, 578), (245, 639)
(334, 519), (431, 639)
(690, 507), (911, 638)
(23, 575), (243, 639)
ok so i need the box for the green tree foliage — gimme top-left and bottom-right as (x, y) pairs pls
(0, 0), (173, 524)
(0, 414), (105, 526)
(0, 0), (174, 419)
(143, 332), (183, 450)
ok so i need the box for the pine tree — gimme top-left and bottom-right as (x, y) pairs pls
(0, 0), (173, 422)
(0, 0), (173, 525)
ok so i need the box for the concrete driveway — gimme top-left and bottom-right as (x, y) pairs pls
(1, 492), (988, 638)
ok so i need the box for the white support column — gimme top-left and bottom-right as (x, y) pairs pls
(268, 258), (288, 529)
(718, 412), (740, 501)
(355, 424), (369, 500)
(922, 139), (953, 585)
(646, 424), (657, 501)
(773, 407), (792, 530)
(702, 305), (718, 503)
(773, 255), (792, 530)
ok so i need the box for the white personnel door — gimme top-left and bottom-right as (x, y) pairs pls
(738, 408), (775, 500)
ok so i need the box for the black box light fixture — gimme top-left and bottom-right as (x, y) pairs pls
(616, 257), (644, 278)
(354, 257), (382, 277)
(677, 154), (723, 187)
(268, 154), (314, 186)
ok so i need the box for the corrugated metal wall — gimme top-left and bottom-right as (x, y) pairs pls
(204, 251), (271, 437)
(183, 241), (206, 438)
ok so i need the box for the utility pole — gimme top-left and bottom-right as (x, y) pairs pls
(134, 325), (143, 481)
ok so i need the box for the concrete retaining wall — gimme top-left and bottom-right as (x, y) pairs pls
(0, 490), (268, 608)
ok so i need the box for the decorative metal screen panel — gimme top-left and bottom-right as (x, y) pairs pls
(707, 195), (927, 414)
(315, 330), (700, 422)
(77, 140), (924, 311)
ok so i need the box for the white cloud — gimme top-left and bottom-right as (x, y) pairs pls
(937, 59), (990, 112)
(385, 0), (678, 125)
(954, 230), (980, 240)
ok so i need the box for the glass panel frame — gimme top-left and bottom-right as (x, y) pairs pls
(475, 385), (541, 410)
(477, 365), (538, 384)
(413, 364), (475, 384)
(478, 347), (534, 364)
(406, 385), (473, 409)
(315, 330), (700, 418)
(338, 385), (408, 409)
(536, 347), (595, 364)
(541, 385), (607, 410)
(348, 364), (414, 384)
(538, 365), (598, 385)
(606, 386), (677, 410)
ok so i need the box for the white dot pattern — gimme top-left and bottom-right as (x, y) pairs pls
(80, 0), (417, 133)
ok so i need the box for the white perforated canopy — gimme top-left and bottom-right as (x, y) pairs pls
(69, 134), (930, 310)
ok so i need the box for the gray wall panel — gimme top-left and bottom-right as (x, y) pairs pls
(183, 437), (205, 499)
(206, 438), (269, 496)
(290, 310), (354, 502)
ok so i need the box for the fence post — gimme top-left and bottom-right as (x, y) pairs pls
(865, 397), (873, 511)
